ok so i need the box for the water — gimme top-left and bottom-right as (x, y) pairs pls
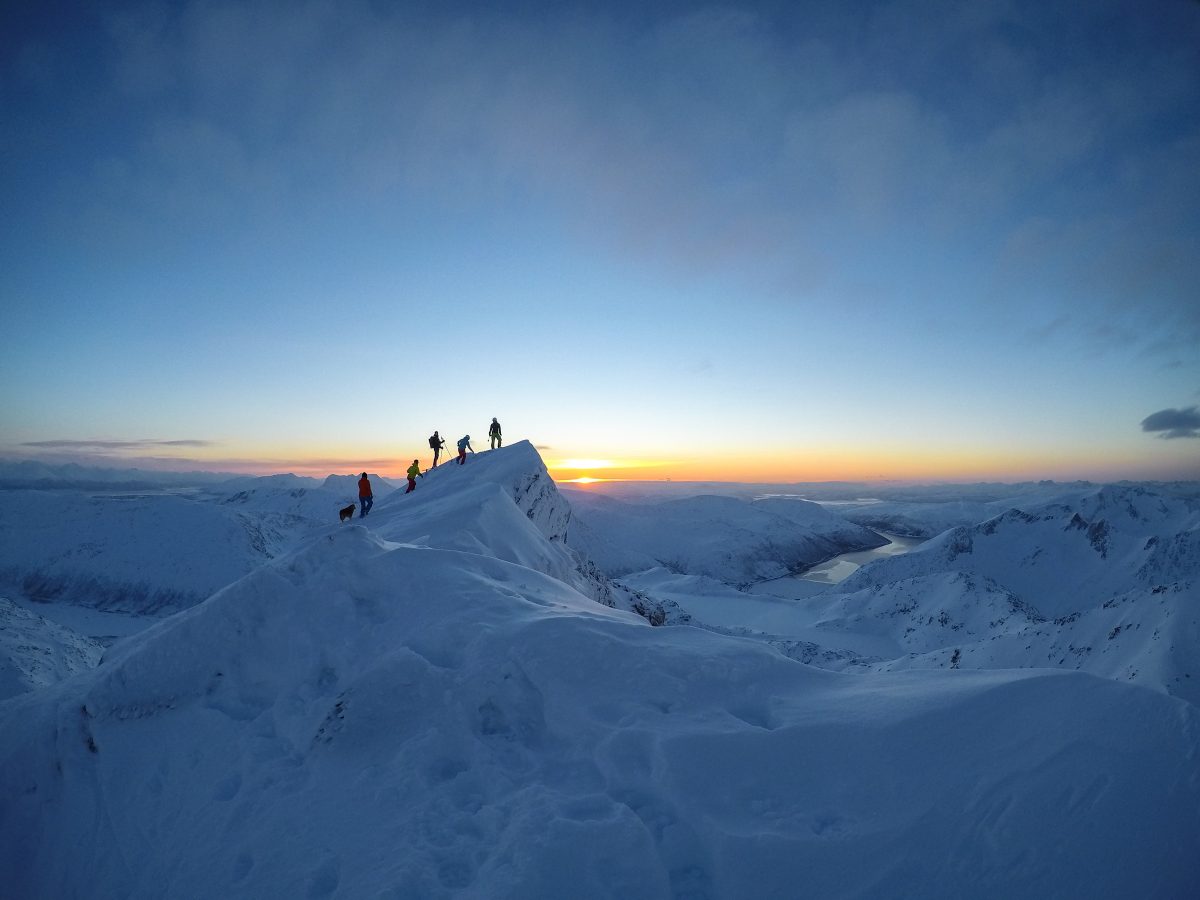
(799, 532), (924, 584)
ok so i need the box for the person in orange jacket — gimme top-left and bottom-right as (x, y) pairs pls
(406, 459), (421, 494)
(358, 472), (373, 517)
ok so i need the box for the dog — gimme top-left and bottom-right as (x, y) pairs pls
(339, 503), (356, 523)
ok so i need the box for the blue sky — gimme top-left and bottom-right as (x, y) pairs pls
(2, 0), (1198, 481)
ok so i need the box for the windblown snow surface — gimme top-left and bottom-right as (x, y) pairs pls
(1, 444), (1198, 899)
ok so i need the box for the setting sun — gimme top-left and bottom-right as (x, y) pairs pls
(546, 458), (677, 481)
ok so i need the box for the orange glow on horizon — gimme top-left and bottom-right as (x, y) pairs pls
(67, 438), (1191, 485)
(201, 442), (1187, 485)
(543, 443), (1171, 484)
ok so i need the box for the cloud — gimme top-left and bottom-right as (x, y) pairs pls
(1140, 407), (1200, 439)
(21, 439), (214, 450)
(10, 0), (1200, 355)
(0, 443), (404, 477)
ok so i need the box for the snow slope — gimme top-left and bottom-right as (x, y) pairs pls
(210, 482), (366, 524)
(0, 598), (103, 700)
(0, 476), (380, 620)
(0, 489), (287, 615)
(1, 451), (1198, 898)
(563, 490), (884, 585)
(3, 532), (1199, 898)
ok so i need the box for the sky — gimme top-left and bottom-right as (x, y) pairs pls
(2, 0), (1198, 483)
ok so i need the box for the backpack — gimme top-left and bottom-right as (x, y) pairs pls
(428, 434), (438, 449)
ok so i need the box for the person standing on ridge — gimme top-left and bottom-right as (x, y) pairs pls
(457, 434), (474, 465)
(488, 417), (502, 449)
(429, 430), (445, 468)
(358, 472), (373, 517)
(405, 459), (421, 493)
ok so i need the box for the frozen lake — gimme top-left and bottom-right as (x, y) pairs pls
(799, 531), (925, 584)
(747, 531), (924, 600)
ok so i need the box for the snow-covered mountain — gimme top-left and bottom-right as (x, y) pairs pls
(616, 483), (1200, 708)
(2, 447), (1198, 898)
(0, 474), (398, 623)
(209, 472), (324, 491)
(810, 485), (1200, 703)
(563, 490), (885, 585)
(0, 489), (290, 616)
(0, 459), (240, 491)
(2, 450), (1198, 897)
(562, 480), (1099, 539)
(321, 472), (399, 497)
(825, 484), (1086, 538)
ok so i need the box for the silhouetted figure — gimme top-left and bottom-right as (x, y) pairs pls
(457, 435), (474, 465)
(358, 472), (373, 517)
(429, 430), (445, 468)
(489, 417), (502, 449)
(406, 459), (421, 493)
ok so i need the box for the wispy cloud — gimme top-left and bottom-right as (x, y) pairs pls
(18, 2), (1187, 332)
(0, 442), (405, 476)
(8, 0), (1199, 376)
(1140, 407), (1200, 439)
(21, 439), (214, 450)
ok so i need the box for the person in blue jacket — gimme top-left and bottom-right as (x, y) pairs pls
(456, 435), (474, 465)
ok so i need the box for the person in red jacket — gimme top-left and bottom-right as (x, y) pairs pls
(358, 472), (373, 517)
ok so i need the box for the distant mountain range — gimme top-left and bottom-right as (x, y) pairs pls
(563, 489), (888, 584)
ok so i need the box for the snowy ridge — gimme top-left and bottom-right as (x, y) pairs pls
(368, 442), (675, 624)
